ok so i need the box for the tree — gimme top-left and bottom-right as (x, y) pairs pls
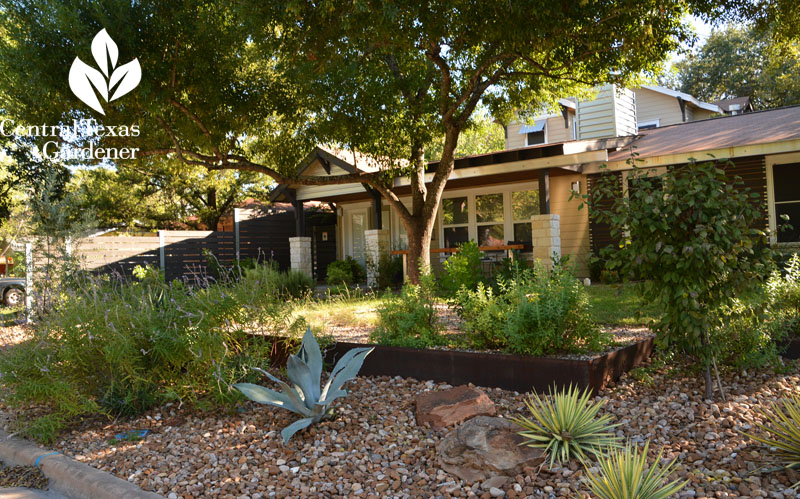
(587, 161), (774, 399)
(1, 0), (716, 283)
(425, 107), (505, 162)
(68, 164), (268, 230)
(671, 24), (800, 109)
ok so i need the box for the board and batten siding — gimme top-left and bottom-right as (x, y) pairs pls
(550, 173), (591, 277)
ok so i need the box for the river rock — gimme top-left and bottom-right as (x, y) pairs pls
(437, 416), (544, 482)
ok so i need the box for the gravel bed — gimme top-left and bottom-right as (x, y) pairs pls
(0, 462), (48, 489)
(0, 360), (794, 498)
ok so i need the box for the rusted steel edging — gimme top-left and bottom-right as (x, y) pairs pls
(266, 335), (655, 394)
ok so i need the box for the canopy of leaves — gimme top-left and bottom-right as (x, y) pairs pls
(670, 24), (800, 109)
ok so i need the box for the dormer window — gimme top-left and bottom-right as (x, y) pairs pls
(519, 121), (546, 145)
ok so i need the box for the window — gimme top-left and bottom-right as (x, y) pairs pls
(442, 196), (469, 247)
(773, 163), (800, 243)
(520, 121), (546, 146)
(637, 119), (660, 131)
(511, 190), (540, 244)
(475, 193), (504, 246)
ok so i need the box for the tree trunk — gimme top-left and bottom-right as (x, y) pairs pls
(404, 215), (435, 284)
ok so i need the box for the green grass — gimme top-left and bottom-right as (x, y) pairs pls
(292, 294), (382, 332)
(0, 306), (23, 326)
(587, 283), (661, 327)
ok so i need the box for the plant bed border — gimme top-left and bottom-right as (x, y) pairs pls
(266, 335), (654, 393)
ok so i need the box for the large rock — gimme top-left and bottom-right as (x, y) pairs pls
(437, 416), (544, 482)
(415, 385), (496, 429)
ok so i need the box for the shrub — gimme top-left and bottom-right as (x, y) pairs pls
(375, 252), (403, 289)
(326, 257), (365, 286)
(0, 268), (306, 443)
(235, 328), (372, 442)
(370, 273), (444, 348)
(439, 241), (484, 297)
(245, 263), (314, 299)
(767, 252), (800, 337)
(582, 441), (688, 499)
(744, 394), (800, 490)
(586, 161), (775, 399)
(455, 281), (509, 350)
(511, 384), (620, 467)
(505, 262), (605, 356)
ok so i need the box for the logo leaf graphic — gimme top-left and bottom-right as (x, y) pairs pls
(91, 29), (118, 76)
(109, 59), (141, 101)
(68, 57), (108, 115)
(68, 29), (141, 114)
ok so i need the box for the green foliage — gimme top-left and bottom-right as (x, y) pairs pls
(375, 253), (404, 289)
(326, 257), (365, 286)
(244, 262), (314, 299)
(582, 441), (688, 499)
(439, 241), (484, 297)
(744, 394), (800, 489)
(586, 161), (775, 397)
(767, 253), (800, 337)
(235, 328), (373, 443)
(511, 384), (620, 468)
(0, 266), (306, 443)
(669, 24), (800, 109)
(425, 106), (505, 161)
(456, 282), (508, 350)
(505, 263), (606, 356)
(371, 273), (444, 349)
(455, 262), (606, 355)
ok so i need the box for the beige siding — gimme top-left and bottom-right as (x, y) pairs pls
(633, 89), (684, 126)
(546, 115), (570, 143)
(505, 122), (527, 149)
(576, 85), (637, 140)
(550, 174), (590, 277)
(693, 108), (716, 121)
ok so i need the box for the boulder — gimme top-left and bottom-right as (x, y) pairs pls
(437, 416), (544, 482)
(415, 385), (496, 429)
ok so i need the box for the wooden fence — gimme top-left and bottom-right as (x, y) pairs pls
(52, 209), (338, 282)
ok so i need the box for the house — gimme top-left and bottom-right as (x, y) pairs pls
(272, 85), (800, 281)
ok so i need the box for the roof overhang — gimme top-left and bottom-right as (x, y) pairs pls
(269, 147), (358, 202)
(640, 85), (722, 113)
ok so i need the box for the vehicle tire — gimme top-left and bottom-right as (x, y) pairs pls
(3, 288), (24, 307)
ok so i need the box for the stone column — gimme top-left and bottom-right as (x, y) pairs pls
(365, 229), (390, 287)
(531, 214), (561, 270)
(289, 236), (312, 278)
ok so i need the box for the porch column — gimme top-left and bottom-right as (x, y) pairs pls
(289, 236), (312, 278)
(531, 214), (561, 270)
(364, 229), (390, 287)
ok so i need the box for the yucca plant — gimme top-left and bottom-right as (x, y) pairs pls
(583, 441), (687, 499)
(234, 328), (373, 442)
(743, 394), (800, 489)
(510, 384), (620, 467)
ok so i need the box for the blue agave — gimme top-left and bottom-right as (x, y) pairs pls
(234, 328), (373, 442)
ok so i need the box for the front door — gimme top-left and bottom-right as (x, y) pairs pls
(346, 209), (368, 267)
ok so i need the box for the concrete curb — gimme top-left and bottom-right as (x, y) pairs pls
(0, 430), (162, 499)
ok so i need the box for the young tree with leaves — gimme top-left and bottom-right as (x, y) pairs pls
(587, 161), (774, 399)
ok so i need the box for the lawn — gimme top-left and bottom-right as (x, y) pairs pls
(587, 283), (661, 326)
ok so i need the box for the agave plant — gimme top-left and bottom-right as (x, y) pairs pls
(234, 328), (373, 443)
(744, 394), (800, 489)
(583, 441), (688, 499)
(510, 384), (620, 467)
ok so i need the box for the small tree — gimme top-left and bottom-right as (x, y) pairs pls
(587, 159), (774, 399)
